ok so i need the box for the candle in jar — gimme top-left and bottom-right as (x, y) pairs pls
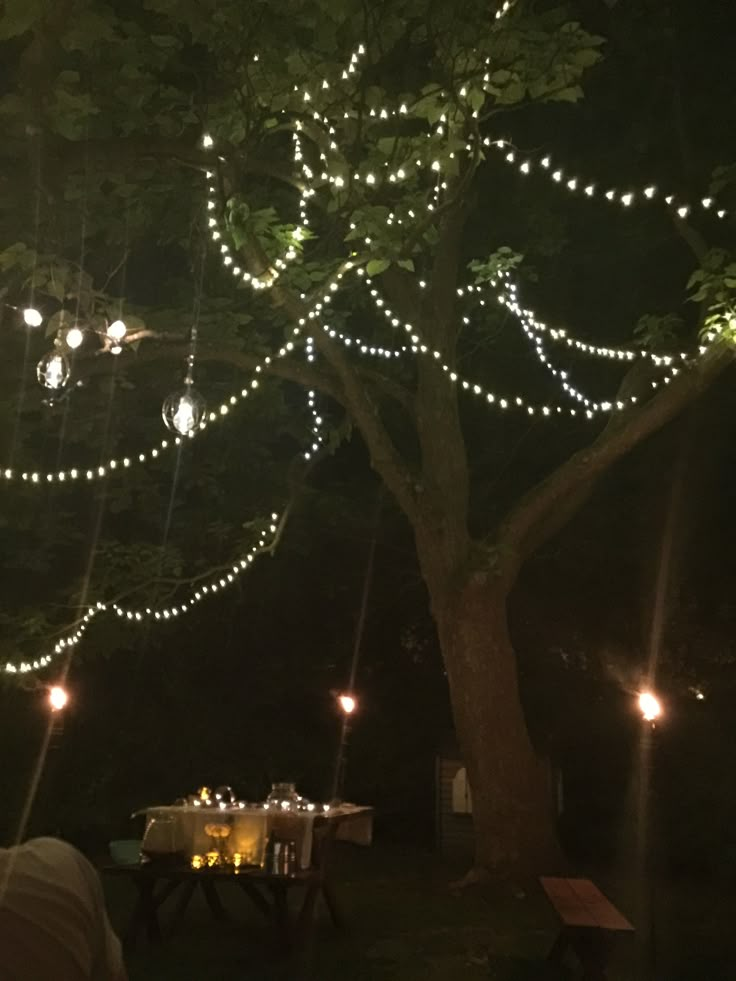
(191, 855), (204, 870)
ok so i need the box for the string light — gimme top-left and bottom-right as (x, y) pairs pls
(204, 131), (311, 292)
(4, 513), (283, 675)
(23, 308), (43, 328)
(65, 326), (84, 350)
(303, 338), (325, 461)
(477, 278), (691, 367)
(492, 278), (688, 412)
(0, 310), (317, 487)
(107, 319), (127, 342)
(487, 138), (729, 220)
(359, 271), (636, 420)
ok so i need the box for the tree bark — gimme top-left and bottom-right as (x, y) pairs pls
(417, 530), (560, 873)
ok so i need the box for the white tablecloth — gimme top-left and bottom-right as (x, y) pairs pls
(141, 804), (372, 870)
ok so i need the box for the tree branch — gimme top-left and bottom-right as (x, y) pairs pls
(497, 343), (733, 582)
(221, 216), (420, 520)
(116, 332), (415, 415)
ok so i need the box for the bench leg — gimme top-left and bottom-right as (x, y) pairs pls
(547, 929), (571, 966)
(570, 930), (615, 981)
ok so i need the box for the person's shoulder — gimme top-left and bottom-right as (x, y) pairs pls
(21, 837), (87, 865)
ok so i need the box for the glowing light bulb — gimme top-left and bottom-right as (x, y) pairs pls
(48, 685), (68, 711)
(65, 326), (84, 350)
(107, 319), (127, 342)
(173, 397), (195, 434)
(638, 691), (662, 723)
(23, 307), (43, 328)
(338, 693), (357, 715)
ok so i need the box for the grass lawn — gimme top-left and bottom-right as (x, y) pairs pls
(103, 843), (736, 981)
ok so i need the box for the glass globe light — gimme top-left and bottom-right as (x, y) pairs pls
(162, 387), (206, 435)
(23, 307), (43, 328)
(65, 326), (84, 350)
(107, 319), (127, 342)
(37, 350), (71, 390)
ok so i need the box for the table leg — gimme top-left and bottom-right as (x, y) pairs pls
(170, 880), (197, 929)
(125, 876), (161, 948)
(270, 881), (292, 946)
(321, 879), (345, 930)
(201, 880), (228, 922)
(295, 878), (321, 945)
(237, 877), (273, 920)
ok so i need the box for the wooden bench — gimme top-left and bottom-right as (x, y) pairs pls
(540, 877), (634, 980)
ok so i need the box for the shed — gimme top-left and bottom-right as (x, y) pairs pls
(435, 735), (474, 860)
(435, 735), (564, 859)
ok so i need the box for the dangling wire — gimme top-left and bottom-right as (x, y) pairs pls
(330, 484), (384, 802)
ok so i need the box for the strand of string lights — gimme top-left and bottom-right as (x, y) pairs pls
(303, 337), (324, 461)
(357, 269), (691, 419)
(1, 256), (362, 489)
(496, 281), (688, 412)
(461, 278), (695, 367)
(485, 138), (728, 221)
(0, 338), (291, 486)
(4, 513), (283, 676)
(203, 132), (309, 292)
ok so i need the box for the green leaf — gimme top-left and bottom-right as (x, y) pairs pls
(151, 34), (178, 47)
(0, 0), (45, 40)
(46, 310), (75, 338)
(397, 259), (415, 272)
(366, 259), (390, 276)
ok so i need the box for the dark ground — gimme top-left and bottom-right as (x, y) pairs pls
(104, 842), (736, 981)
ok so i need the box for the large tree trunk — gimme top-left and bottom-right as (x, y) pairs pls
(429, 566), (561, 874)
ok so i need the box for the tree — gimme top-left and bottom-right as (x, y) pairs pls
(0, 0), (734, 873)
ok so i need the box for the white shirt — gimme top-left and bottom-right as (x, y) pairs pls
(0, 837), (126, 981)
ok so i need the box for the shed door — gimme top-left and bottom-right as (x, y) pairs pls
(451, 766), (472, 814)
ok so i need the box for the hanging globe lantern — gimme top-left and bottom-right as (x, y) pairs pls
(162, 386), (206, 436)
(37, 350), (71, 390)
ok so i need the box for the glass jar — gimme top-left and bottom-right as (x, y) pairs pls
(140, 814), (179, 862)
(266, 782), (300, 810)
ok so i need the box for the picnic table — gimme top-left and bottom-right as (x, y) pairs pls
(541, 876), (634, 980)
(105, 805), (372, 950)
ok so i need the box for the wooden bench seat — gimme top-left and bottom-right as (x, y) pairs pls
(541, 877), (634, 980)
